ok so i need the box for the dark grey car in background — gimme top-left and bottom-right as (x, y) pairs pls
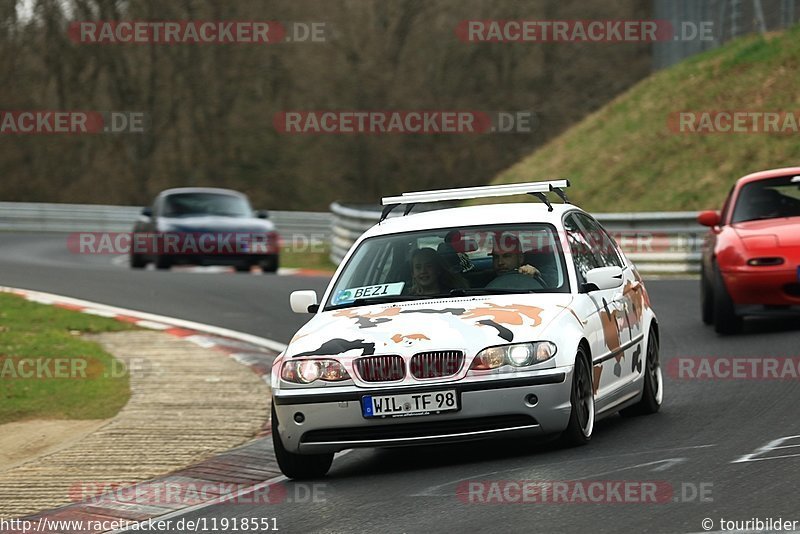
(130, 187), (280, 272)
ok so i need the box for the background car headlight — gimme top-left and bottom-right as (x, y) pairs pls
(471, 342), (557, 370)
(281, 359), (350, 384)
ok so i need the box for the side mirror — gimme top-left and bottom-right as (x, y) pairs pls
(583, 266), (623, 292)
(697, 210), (721, 227)
(256, 210), (269, 219)
(290, 290), (319, 314)
(141, 207), (153, 218)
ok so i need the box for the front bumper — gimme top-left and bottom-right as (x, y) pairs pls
(722, 267), (800, 307)
(272, 369), (573, 454)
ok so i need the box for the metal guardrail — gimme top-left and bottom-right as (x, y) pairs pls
(330, 202), (706, 274)
(0, 202), (333, 241)
(0, 201), (706, 274)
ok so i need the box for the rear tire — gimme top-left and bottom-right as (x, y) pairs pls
(235, 264), (252, 273)
(261, 256), (279, 273)
(713, 266), (743, 335)
(155, 255), (171, 270)
(271, 404), (333, 479)
(620, 327), (662, 416)
(130, 254), (146, 269)
(559, 348), (594, 447)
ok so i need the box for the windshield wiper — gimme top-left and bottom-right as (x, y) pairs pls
(325, 295), (427, 311)
(447, 288), (537, 296)
(324, 289), (541, 311)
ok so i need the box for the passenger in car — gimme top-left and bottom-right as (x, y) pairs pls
(437, 230), (475, 274)
(409, 247), (468, 296)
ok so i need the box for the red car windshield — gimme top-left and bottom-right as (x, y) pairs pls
(731, 176), (800, 223)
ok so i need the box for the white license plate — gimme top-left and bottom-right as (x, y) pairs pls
(362, 390), (459, 418)
(242, 242), (268, 254)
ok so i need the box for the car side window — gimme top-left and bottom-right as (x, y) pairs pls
(573, 213), (624, 269)
(564, 214), (602, 285)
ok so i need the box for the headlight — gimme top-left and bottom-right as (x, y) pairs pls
(281, 359), (350, 384)
(471, 342), (557, 370)
(508, 344), (534, 366)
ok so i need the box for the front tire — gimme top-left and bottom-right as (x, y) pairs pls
(700, 267), (714, 325)
(620, 327), (662, 416)
(271, 404), (333, 479)
(560, 348), (594, 446)
(713, 266), (743, 335)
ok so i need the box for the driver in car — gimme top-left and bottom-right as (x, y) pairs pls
(488, 233), (546, 288)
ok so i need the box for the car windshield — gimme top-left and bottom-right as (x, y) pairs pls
(731, 176), (800, 223)
(162, 193), (252, 218)
(325, 223), (569, 310)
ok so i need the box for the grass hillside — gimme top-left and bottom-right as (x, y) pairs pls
(488, 26), (800, 212)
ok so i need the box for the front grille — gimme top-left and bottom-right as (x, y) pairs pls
(355, 355), (405, 382)
(410, 351), (465, 379)
(300, 415), (538, 443)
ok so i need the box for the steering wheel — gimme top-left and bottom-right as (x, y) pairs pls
(533, 272), (548, 287)
(486, 272), (545, 290)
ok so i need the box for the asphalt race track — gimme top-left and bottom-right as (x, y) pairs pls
(0, 233), (327, 343)
(2, 232), (800, 534)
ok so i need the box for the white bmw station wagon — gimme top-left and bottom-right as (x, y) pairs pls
(271, 181), (662, 478)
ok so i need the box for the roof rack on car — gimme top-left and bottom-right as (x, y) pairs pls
(379, 179), (570, 221)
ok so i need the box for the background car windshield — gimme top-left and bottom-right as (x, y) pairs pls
(326, 224), (568, 308)
(731, 176), (800, 223)
(162, 193), (252, 218)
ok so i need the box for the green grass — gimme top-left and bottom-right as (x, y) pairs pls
(0, 293), (135, 424)
(280, 248), (337, 272)
(487, 26), (800, 212)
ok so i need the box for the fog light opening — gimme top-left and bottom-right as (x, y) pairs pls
(747, 257), (784, 267)
(525, 394), (539, 407)
(293, 412), (305, 423)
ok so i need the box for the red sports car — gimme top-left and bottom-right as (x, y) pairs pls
(699, 167), (800, 334)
